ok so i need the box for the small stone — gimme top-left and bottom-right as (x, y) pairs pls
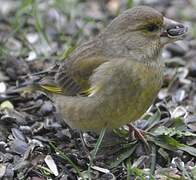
(26, 51), (37, 61)
(0, 164), (6, 178)
(185, 115), (196, 132)
(189, 39), (196, 48)
(0, 101), (14, 110)
(0, 82), (6, 93)
(10, 138), (28, 155)
(166, 43), (187, 57)
(188, 61), (196, 77)
(3, 163), (14, 179)
(44, 155), (59, 176)
(26, 33), (39, 44)
(11, 128), (26, 142)
(172, 89), (186, 103)
(171, 106), (187, 118)
(40, 101), (54, 115)
(5, 37), (22, 56)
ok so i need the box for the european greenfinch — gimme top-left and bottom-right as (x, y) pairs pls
(21, 6), (187, 132)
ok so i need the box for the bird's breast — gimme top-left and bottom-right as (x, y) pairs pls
(98, 60), (164, 129)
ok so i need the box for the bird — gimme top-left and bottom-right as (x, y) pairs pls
(18, 6), (187, 133)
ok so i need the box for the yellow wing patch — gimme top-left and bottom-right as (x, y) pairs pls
(81, 85), (101, 97)
(40, 84), (101, 96)
(40, 85), (63, 94)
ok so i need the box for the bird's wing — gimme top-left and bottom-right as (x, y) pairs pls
(55, 55), (107, 96)
(34, 38), (107, 96)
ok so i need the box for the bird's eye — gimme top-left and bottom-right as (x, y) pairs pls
(146, 24), (159, 32)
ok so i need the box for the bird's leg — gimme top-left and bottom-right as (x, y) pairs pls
(127, 124), (149, 148)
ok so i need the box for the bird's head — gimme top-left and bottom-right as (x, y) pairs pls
(103, 6), (188, 61)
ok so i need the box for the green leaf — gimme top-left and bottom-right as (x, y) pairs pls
(60, 45), (76, 60)
(180, 146), (196, 157)
(32, 0), (50, 46)
(148, 135), (196, 157)
(88, 127), (107, 180)
(128, 167), (149, 180)
(20, 0), (33, 10)
(153, 126), (196, 137)
(145, 110), (161, 132)
(109, 142), (137, 168)
(126, 0), (133, 8)
(170, 117), (187, 131)
(158, 148), (170, 162)
(191, 166), (196, 180)
(91, 127), (107, 159)
(155, 135), (184, 149)
(132, 156), (148, 168)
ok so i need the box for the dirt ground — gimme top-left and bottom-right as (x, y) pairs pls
(0, 0), (196, 179)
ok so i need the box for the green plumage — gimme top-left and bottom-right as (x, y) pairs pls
(22, 6), (186, 132)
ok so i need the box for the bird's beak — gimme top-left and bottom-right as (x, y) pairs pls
(160, 17), (188, 46)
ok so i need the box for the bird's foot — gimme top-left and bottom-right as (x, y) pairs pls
(127, 124), (150, 149)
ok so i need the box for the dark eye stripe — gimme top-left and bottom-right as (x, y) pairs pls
(146, 24), (159, 32)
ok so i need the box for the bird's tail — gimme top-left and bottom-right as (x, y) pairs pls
(5, 64), (63, 97)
